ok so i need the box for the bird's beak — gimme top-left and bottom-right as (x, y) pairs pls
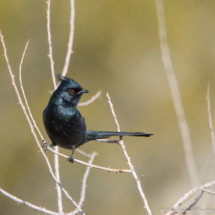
(78, 89), (89, 94)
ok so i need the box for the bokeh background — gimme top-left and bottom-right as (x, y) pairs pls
(0, 0), (215, 214)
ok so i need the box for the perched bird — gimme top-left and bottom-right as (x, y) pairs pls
(43, 74), (152, 163)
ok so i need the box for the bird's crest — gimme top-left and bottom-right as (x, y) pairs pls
(55, 73), (82, 89)
(55, 73), (70, 85)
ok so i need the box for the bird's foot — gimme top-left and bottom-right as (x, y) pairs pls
(67, 153), (75, 163)
(42, 139), (49, 151)
(42, 139), (55, 151)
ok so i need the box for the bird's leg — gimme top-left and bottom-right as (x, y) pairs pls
(67, 145), (75, 163)
(42, 139), (55, 151)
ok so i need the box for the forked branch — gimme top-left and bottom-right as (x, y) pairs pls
(106, 93), (152, 215)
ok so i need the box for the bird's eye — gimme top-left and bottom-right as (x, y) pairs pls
(70, 89), (75, 94)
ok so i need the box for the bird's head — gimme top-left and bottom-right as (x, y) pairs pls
(51, 74), (89, 106)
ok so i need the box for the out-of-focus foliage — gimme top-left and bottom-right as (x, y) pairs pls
(0, 0), (215, 214)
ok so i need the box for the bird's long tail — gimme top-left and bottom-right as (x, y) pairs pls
(86, 131), (152, 141)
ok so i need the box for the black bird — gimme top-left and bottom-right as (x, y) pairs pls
(43, 74), (152, 163)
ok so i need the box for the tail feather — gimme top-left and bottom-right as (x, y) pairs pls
(86, 131), (152, 141)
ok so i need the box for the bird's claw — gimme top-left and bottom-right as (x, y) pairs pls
(42, 139), (55, 151)
(67, 154), (75, 163)
(42, 139), (49, 151)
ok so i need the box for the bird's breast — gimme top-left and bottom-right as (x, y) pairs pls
(43, 104), (86, 149)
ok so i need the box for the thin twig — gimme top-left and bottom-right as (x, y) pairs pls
(200, 151), (212, 181)
(0, 33), (85, 215)
(62, 0), (75, 77)
(18, 42), (63, 212)
(207, 79), (215, 156)
(165, 180), (215, 215)
(75, 148), (92, 158)
(154, 0), (200, 187)
(0, 188), (58, 215)
(165, 187), (199, 215)
(78, 91), (101, 106)
(200, 188), (215, 195)
(106, 93), (152, 215)
(79, 152), (97, 207)
(46, 0), (62, 211)
(54, 147), (62, 213)
(70, 152), (97, 215)
(46, 146), (131, 173)
(182, 191), (203, 214)
(46, 0), (57, 89)
(19, 42), (45, 141)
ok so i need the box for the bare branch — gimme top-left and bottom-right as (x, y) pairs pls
(0, 188), (58, 215)
(106, 93), (152, 215)
(182, 191), (203, 214)
(200, 188), (215, 195)
(69, 156), (97, 215)
(154, 0), (200, 186)
(19, 42), (45, 141)
(75, 148), (92, 158)
(206, 79), (215, 156)
(78, 152), (97, 207)
(46, 146), (131, 173)
(54, 147), (63, 213)
(46, 0), (62, 211)
(18, 39), (63, 213)
(62, 0), (75, 77)
(78, 91), (101, 106)
(165, 187), (198, 215)
(165, 180), (215, 215)
(0, 32), (85, 215)
(46, 0), (57, 89)
(70, 152), (97, 215)
(201, 180), (215, 189)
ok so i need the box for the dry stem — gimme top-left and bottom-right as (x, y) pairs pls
(46, 146), (131, 173)
(206, 79), (215, 156)
(0, 188), (58, 215)
(46, 0), (62, 211)
(78, 91), (101, 106)
(46, 0), (57, 89)
(70, 152), (97, 215)
(106, 93), (152, 215)
(0, 32), (85, 215)
(62, 0), (75, 77)
(154, 0), (200, 187)
(165, 180), (215, 215)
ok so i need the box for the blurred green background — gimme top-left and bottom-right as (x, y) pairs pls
(0, 0), (215, 214)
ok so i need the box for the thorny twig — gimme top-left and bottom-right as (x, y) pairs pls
(46, 0), (62, 211)
(106, 93), (152, 215)
(78, 152), (97, 207)
(46, 146), (131, 173)
(70, 152), (97, 215)
(0, 188), (58, 215)
(0, 32), (85, 215)
(62, 0), (75, 77)
(46, 0), (57, 89)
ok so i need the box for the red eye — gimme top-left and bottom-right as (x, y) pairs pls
(70, 89), (75, 94)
